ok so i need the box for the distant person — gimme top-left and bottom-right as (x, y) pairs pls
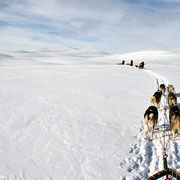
(126, 60), (133, 66)
(135, 61), (145, 69)
(116, 60), (125, 65)
(139, 61), (144, 69)
(130, 60), (133, 66)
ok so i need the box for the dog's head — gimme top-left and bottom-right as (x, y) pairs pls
(171, 97), (177, 106)
(168, 84), (176, 94)
(168, 84), (173, 88)
(151, 96), (156, 105)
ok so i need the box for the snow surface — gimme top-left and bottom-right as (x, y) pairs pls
(0, 48), (180, 179)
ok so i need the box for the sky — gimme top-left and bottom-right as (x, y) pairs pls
(0, 0), (180, 53)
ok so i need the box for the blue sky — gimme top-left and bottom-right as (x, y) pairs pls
(0, 0), (180, 53)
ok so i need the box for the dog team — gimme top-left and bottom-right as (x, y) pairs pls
(144, 84), (180, 141)
(117, 60), (145, 69)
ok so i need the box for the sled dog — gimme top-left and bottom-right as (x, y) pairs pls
(159, 84), (166, 95)
(168, 84), (176, 94)
(169, 105), (180, 141)
(168, 93), (177, 106)
(151, 91), (162, 108)
(144, 106), (158, 140)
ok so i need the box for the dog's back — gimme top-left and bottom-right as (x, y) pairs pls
(151, 91), (162, 107)
(154, 91), (162, 101)
(169, 105), (180, 124)
(170, 107), (180, 140)
(168, 92), (177, 106)
(160, 84), (166, 95)
(144, 106), (158, 140)
(144, 106), (158, 120)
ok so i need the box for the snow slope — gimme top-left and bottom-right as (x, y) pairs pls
(0, 48), (180, 179)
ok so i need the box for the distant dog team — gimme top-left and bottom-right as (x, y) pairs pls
(117, 59), (145, 69)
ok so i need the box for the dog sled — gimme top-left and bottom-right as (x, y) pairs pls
(116, 60), (125, 65)
(147, 154), (180, 179)
(135, 61), (145, 69)
(147, 168), (180, 180)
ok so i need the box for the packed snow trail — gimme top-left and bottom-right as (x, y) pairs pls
(119, 70), (180, 179)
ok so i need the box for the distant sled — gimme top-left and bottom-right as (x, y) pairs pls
(116, 60), (125, 65)
(135, 61), (145, 69)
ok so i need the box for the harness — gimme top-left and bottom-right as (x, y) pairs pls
(148, 98), (180, 179)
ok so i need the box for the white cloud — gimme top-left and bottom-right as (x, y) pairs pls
(0, 0), (180, 53)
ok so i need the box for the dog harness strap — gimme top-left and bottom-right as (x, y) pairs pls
(163, 154), (168, 170)
(156, 124), (166, 152)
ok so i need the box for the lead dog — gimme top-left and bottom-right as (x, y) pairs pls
(168, 84), (176, 94)
(160, 84), (166, 95)
(151, 91), (162, 108)
(144, 106), (158, 140)
(169, 105), (180, 141)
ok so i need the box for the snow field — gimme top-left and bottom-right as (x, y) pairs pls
(0, 65), (154, 179)
(0, 49), (180, 179)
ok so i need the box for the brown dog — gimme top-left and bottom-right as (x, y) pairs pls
(144, 106), (158, 140)
(168, 84), (176, 94)
(151, 91), (162, 108)
(169, 105), (180, 141)
(168, 93), (177, 106)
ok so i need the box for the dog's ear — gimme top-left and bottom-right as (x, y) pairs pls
(151, 96), (154, 103)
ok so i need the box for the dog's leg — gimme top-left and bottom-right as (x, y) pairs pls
(145, 116), (150, 132)
(172, 127), (176, 141)
(150, 125), (154, 141)
(150, 131), (152, 141)
(174, 125), (179, 140)
(149, 122), (153, 141)
(175, 131), (178, 139)
(154, 102), (158, 108)
(149, 118), (156, 141)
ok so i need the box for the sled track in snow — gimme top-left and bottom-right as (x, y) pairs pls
(119, 70), (180, 179)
